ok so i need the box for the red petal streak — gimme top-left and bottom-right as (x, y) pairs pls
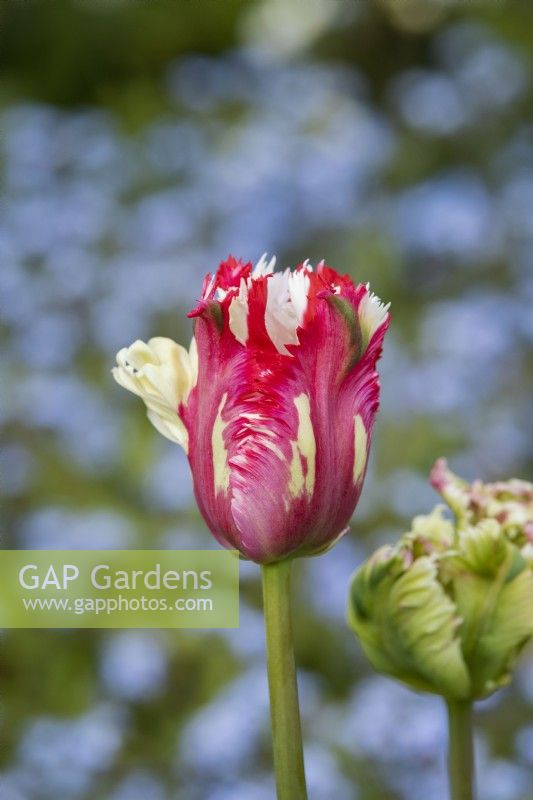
(245, 276), (280, 353)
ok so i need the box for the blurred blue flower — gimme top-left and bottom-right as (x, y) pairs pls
(179, 667), (270, 777)
(394, 172), (500, 262)
(100, 632), (168, 700)
(391, 70), (466, 135)
(109, 771), (167, 800)
(15, 705), (125, 798)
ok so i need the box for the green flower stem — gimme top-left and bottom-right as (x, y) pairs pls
(447, 699), (475, 800)
(261, 559), (308, 800)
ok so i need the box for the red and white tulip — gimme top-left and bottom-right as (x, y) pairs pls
(113, 256), (390, 563)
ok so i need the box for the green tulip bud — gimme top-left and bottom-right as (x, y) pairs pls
(348, 503), (533, 701)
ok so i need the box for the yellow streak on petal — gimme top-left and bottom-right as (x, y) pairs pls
(353, 414), (368, 485)
(289, 441), (305, 497)
(212, 393), (230, 494)
(289, 393), (316, 498)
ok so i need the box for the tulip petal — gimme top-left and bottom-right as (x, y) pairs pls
(112, 336), (197, 450)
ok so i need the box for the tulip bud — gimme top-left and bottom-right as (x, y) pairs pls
(113, 255), (390, 563)
(348, 499), (533, 700)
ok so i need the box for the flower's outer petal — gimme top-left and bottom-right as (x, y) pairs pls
(112, 336), (196, 450)
(184, 293), (302, 560)
(258, 269), (390, 558)
(449, 520), (533, 697)
(183, 258), (309, 560)
(182, 276), (249, 552)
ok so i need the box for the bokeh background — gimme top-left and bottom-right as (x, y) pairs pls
(1, 0), (532, 798)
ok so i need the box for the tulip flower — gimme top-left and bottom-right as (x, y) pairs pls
(113, 255), (390, 564)
(113, 254), (390, 800)
(348, 465), (533, 800)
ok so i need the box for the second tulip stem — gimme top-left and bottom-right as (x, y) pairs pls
(262, 559), (308, 800)
(447, 699), (475, 800)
